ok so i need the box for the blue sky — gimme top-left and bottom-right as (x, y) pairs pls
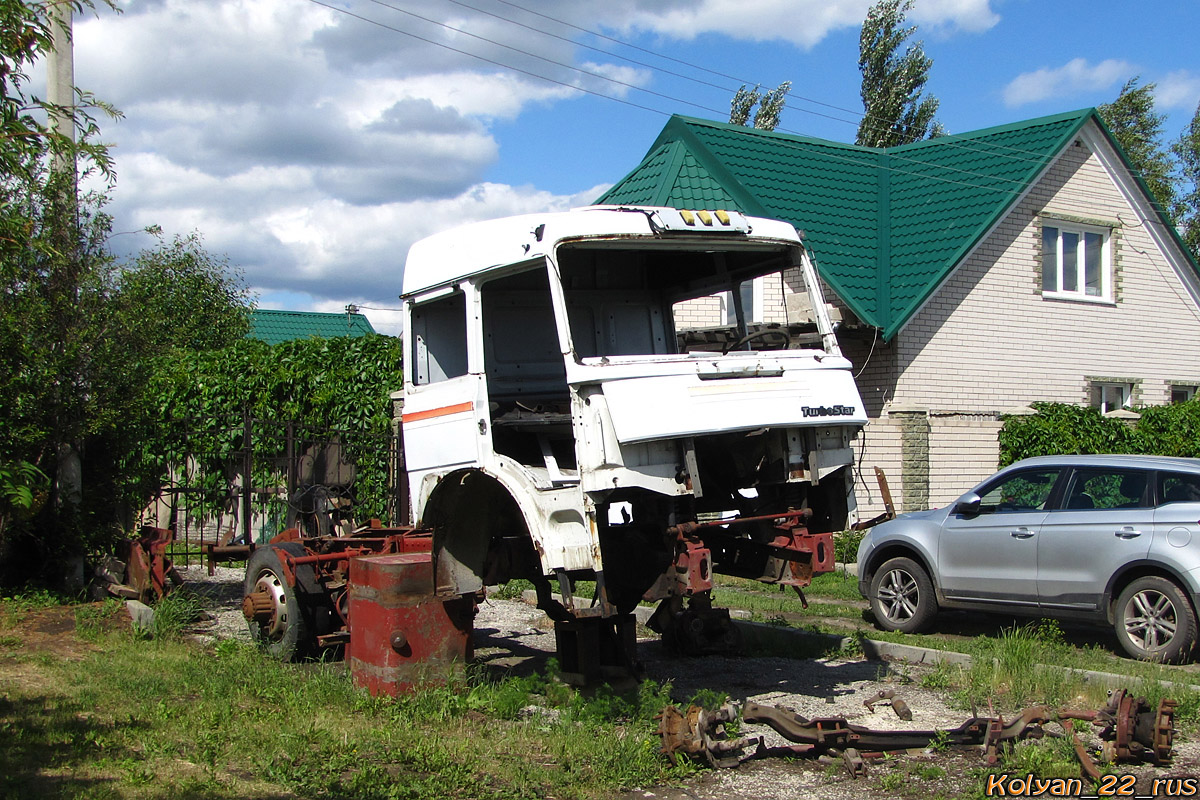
(72, 0), (1199, 334)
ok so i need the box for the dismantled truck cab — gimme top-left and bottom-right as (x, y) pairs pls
(402, 205), (866, 678)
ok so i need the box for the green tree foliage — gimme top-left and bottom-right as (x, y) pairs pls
(855, 0), (941, 148)
(1098, 78), (1180, 221)
(999, 401), (1200, 466)
(728, 81), (791, 131)
(0, 214), (254, 578)
(1173, 100), (1200, 260)
(113, 231), (253, 352)
(0, 1), (260, 581)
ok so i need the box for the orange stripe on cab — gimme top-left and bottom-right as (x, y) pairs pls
(402, 401), (475, 423)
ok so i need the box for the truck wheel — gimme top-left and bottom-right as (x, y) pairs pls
(243, 543), (310, 661)
(869, 556), (936, 633)
(1115, 576), (1197, 664)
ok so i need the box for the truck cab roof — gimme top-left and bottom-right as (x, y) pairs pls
(401, 205), (802, 298)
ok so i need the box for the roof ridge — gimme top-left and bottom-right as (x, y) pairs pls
(888, 108), (1096, 152)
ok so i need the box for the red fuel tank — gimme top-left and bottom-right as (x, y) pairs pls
(347, 552), (474, 696)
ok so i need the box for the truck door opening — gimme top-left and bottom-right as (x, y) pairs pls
(479, 264), (577, 477)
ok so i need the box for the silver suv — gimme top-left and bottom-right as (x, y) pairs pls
(856, 455), (1200, 663)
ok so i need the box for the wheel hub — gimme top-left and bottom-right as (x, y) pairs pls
(879, 570), (917, 622)
(1126, 590), (1177, 650)
(246, 571), (289, 640)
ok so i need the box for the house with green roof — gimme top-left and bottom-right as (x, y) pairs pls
(249, 309), (376, 345)
(600, 110), (1200, 517)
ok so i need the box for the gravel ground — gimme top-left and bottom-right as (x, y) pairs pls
(176, 565), (1200, 800)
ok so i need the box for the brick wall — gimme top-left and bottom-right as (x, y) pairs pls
(852, 412), (1003, 518)
(889, 137), (1200, 413)
(671, 268), (802, 329)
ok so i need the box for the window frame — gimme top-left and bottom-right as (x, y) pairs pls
(973, 468), (1064, 515)
(1170, 385), (1198, 404)
(722, 276), (765, 325)
(408, 287), (470, 386)
(1090, 381), (1133, 413)
(1057, 467), (1151, 511)
(1041, 219), (1113, 303)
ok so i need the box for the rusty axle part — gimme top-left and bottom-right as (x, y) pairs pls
(657, 688), (1177, 775)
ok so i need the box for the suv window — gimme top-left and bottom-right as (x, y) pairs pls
(1060, 468), (1149, 510)
(1159, 472), (1200, 505)
(978, 469), (1060, 513)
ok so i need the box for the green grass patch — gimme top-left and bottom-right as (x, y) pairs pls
(0, 621), (693, 800)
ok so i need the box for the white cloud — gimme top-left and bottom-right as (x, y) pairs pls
(1002, 58), (1135, 107)
(66, 0), (993, 324)
(1156, 70), (1200, 111)
(68, 0), (640, 320)
(605, 0), (997, 49)
(910, 0), (1000, 35)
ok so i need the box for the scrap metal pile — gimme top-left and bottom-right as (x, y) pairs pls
(656, 688), (1176, 779)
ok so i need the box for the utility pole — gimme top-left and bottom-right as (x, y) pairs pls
(46, 0), (75, 179)
(46, 1), (84, 565)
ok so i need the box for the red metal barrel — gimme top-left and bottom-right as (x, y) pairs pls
(347, 552), (474, 696)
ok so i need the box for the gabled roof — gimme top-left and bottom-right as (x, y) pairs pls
(249, 309), (376, 345)
(599, 109), (1197, 339)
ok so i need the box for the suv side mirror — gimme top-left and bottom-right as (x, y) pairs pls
(954, 492), (981, 516)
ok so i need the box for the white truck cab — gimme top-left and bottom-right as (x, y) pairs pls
(400, 205), (865, 668)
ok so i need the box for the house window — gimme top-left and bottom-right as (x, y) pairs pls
(1041, 221), (1111, 301)
(1090, 382), (1132, 413)
(1172, 385), (1198, 404)
(723, 277), (764, 325)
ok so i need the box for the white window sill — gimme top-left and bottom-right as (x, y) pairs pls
(1041, 291), (1115, 306)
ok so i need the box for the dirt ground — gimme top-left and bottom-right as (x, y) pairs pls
(9, 569), (1200, 800)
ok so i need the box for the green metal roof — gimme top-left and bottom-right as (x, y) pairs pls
(249, 309), (376, 345)
(599, 109), (1198, 339)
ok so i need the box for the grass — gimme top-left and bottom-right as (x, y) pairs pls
(0, 594), (697, 800)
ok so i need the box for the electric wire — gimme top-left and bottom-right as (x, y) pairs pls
(304, 0), (672, 119)
(309, 1), (1182, 228)
(362, 0), (736, 118)
(460, 0), (1068, 166)
(319, 0), (1037, 196)
(436, 0), (734, 94)
(357, 1), (1122, 195)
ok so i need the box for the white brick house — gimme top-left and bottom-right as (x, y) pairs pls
(599, 110), (1200, 520)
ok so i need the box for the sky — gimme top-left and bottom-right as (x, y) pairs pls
(68, 0), (1200, 335)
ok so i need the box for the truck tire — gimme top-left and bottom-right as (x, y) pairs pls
(244, 543), (311, 661)
(869, 556), (937, 634)
(1115, 576), (1197, 664)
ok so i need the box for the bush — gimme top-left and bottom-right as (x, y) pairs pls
(999, 399), (1200, 465)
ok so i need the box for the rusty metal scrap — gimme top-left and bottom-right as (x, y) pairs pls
(655, 702), (755, 769)
(655, 687), (1177, 778)
(863, 688), (913, 721)
(120, 526), (183, 603)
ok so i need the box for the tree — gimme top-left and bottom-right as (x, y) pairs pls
(0, 1), (254, 583)
(1099, 78), (1179, 221)
(1173, 100), (1200, 261)
(855, 0), (941, 148)
(728, 81), (791, 131)
(114, 231), (253, 352)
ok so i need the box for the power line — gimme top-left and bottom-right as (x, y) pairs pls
(456, 0), (1067, 168)
(406, 0), (1061, 176)
(308, 0), (1186, 211)
(436, 0), (734, 95)
(340, 0), (1035, 193)
(362, 0), (737, 120)
(305, 0), (672, 119)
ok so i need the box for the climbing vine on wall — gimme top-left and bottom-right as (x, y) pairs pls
(127, 335), (405, 525)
